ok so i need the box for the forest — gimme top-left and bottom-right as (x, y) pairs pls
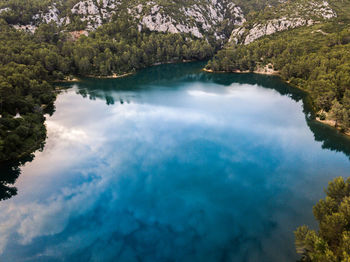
(0, 17), (214, 162)
(206, 22), (350, 132)
(295, 177), (350, 261)
(0, 0), (350, 261)
(1, 0), (349, 165)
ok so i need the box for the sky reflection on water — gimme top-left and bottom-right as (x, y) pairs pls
(0, 63), (350, 262)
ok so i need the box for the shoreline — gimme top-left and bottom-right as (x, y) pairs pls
(54, 72), (135, 83)
(202, 67), (279, 76)
(4, 60), (350, 164)
(57, 62), (350, 138)
(86, 72), (134, 79)
(57, 60), (198, 83)
(153, 59), (195, 66)
(204, 66), (350, 138)
(53, 77), (80, 83)
(315, 118), (350, 137)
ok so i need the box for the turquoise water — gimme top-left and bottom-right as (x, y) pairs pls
(0, 62), (350, 262)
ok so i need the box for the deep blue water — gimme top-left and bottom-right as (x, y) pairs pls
(0, 62), (350, 262)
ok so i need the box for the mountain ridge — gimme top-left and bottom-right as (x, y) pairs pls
(0, 0), (340, 45)
(0, 0), (349, 162)
(205, 0), (350, 136)
(0, 0), (246, 42)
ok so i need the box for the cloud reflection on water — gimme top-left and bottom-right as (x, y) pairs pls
(0, 67), (349, 262)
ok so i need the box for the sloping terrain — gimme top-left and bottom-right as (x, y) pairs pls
(230, 0), (336, 45)
(206, 0), (350, 133)
(0, 0), (246, 41)
(0, 0), (349, 161)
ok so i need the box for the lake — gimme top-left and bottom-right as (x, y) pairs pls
(0, 62), (350, 262)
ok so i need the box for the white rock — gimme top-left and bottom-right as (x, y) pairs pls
(230, 0), (336, 45)
(13, 24), (37, 34)
(0, 7), (10, 14)
(40, 5), (65, 25)
(138, 0), (245, 39)
(71, 0), (121, 30)
(14, 113), (22, 119)
(11, 0), (245, 39)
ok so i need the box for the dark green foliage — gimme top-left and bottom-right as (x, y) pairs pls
(233, 0), (281, 14)
(0, 16), (214, 161)
(0, 21), (56, 161)
(0, 0), (83, 26)
(206, 23), (350, 131)
(69, 18), (214, 76)
(0, 0), (53, 25)
(295, 177), (350, 261)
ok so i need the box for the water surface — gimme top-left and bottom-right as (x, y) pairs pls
(0, 62), (350, 262)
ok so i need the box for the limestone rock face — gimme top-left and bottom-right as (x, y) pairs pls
(127, 0), (245, 40)
(12, 24), (37, 34)
(33, 4), (66, 26)
(242, 17), (314, 45)
(6, 0), (336, 44)
(59, 0), (246, 37)
(229, 0), (336, 45)
(6, 0), (245, 40)
(0, 8), (10, 14)
(71, 0), (121, 30)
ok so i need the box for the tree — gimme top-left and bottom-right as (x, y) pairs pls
(330, 99), (344, 128)
(343, 90), (350, 110)
(295, 177), (350, 262)
(77, 57), (91, 74)
(0, 14), (215, 162)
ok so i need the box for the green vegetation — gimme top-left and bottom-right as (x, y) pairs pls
(206, 21), (350, 132)
(0, 0), (242, 40)
(70, 18), (214, 76)
(0, 21), (56, 161)
(295, 177), (350, 261)
(1, 0), (350, 159)
(0, 156), (32, 201)
(232, 0), (281, 15)
(0, 0), (53, 25)
(206, 0), (350, 133)
(0, 16), (214, 162)
(0, 0), (83, 25)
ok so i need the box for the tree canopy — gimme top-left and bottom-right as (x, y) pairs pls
(206, 22), (350, 131)
(295, 177), (350, 261)
(0, 16), (215, 162)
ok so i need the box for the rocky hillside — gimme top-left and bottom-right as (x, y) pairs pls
(0, 0), (349, 162)
(230, 0), (337, 45)
(0, 0), (340, 45)
(205, 0), (350, 134)
(0, 0), (246, 41)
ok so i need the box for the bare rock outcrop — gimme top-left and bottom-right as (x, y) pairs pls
(230, 0), (336, 45)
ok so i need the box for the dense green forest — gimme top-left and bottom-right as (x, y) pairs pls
(295, 177), (350, 261)
(1, 0), (349, 158)
(0, 1), (350, 260)
(0, 17), (214, 162)
(206, 22), (350, 132)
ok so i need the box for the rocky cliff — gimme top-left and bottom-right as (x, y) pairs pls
(230, 0), (336, 45)
(2, 0), (245, 41)
(1, 0), (338, 45)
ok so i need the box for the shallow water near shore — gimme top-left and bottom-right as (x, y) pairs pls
(0, 62), (350, 262)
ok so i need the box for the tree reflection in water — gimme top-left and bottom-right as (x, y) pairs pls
(0, 155), (34, 201)
(1, 62), (349, 203)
